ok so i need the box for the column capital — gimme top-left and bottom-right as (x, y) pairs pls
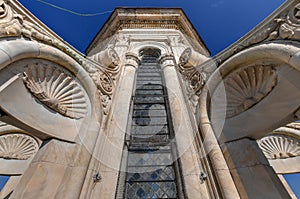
(159, 53), (175, 68)
(125, 52), (140, 69)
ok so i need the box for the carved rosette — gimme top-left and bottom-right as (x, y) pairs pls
(258, 135), (300, 159)
(221, 65), (277, 118)
(0, 133), (39, 160)
(23, 63), (88, 119)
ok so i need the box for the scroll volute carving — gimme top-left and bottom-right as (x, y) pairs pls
(87, 48), (121, 115)
(178, 48), (209, 112)
(89, 47), (120, 71)
(179, 47), (209, 70)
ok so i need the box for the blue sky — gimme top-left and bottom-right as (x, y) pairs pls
(18, 0), (285, 55)
(2, 0), (300, 197)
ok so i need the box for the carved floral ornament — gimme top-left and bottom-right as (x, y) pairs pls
(0, 133), (39, 160)
(213, 65), (277, 118)
(258, 134), (300, 159)
(23, 63), (88, 119)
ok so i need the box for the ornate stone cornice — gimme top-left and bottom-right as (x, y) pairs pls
(86, 8), (210, 56)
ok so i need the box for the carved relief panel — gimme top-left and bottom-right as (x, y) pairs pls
(0, 58), (91, 142)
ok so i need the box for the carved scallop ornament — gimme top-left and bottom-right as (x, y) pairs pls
(0, 133), (39, 160)
(23, 63), (88, 119)
(222, 65), (277, 118)
(258, 135), (300, 159)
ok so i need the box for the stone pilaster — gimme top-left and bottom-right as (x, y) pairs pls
(160, 54), (211, 198)
(90, 52), (140, 199)
(221, 138), (291, 199)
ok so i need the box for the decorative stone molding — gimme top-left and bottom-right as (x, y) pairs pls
(23, 63), (88, 119)
(222, 65), (277, 118)
(0, 0), (83, 64)
(125, 52), (140, 68)
(0, 133), (39, 160)
(168, 35), (189, 47)
(178, 48), (209, 112)
(0, 0), (122, 117)
(268, 2), (300, 41)
(179, 48), (209, 68)
(258, 134), (300, 159)
(159, 53), (174, 68)
(89, 47), (120, 69)
(285, 122), (300, 131)
(84, 48), (121, 115)
(209, 1), (300, 71)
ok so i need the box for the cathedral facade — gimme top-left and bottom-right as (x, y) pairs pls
(0, 0), (299, 198)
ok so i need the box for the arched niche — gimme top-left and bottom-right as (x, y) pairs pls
(204, 41), (300, 142)
(0, 39), (102, 145)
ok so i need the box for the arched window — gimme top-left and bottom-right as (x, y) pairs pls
(117, 48), (185, 198)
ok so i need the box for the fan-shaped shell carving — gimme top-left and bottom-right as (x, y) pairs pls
(0, 134), (39, 160)
(23, 63), (87, 119)
(258, 135), (300, 159)
(223, 65), (277, 118)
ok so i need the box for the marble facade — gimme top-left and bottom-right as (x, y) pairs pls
(0, 0), (299, 198)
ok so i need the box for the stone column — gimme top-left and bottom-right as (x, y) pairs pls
(90, 52), (140, 198)
(221, 138), (291, 199)
(160, 54), (211, 198)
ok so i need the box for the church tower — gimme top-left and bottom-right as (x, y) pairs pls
(0, 1), (300, 199)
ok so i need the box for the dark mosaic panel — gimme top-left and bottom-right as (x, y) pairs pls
(126, 166), (176, 181)
(125, 181), (177, 199)
(127, 152), (173, 166)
